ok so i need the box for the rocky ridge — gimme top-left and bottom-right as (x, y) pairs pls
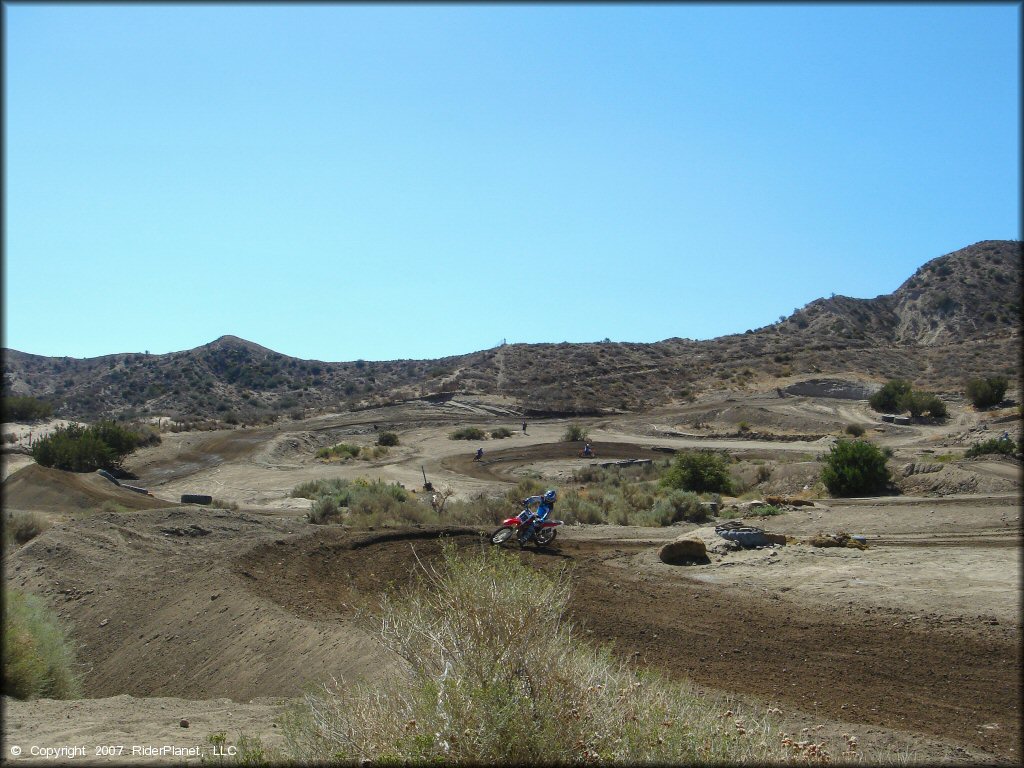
(3, 240), (1019, 422)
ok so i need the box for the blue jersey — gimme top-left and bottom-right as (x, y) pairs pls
(523, 495), (553, 521)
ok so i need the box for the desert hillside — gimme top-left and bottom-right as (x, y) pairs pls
(3, 240), (1019, 422)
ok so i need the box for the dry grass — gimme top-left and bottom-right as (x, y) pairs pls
(3, 588), (82, 700)
(3, 509), (51, 547)
(281, 541), (797, 764)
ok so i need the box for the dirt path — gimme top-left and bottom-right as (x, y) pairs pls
(442, 441), (671, 483)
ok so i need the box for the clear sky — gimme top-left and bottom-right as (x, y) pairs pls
(4, 3), (1020, 362)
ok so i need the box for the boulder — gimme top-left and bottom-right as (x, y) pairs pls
(658, 535), (709, 565)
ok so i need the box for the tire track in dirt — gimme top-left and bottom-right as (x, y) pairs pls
(441, 441), (671, 482)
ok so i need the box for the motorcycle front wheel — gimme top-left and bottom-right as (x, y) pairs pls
(490, 526), (515, 545)
(534, 527), (558, 546)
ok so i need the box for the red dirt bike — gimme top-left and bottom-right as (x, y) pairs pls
(490, 507), (564, 547)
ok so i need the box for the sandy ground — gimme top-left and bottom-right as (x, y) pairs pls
(2, 695), (288, 765)
(2, 389), (1020, 765)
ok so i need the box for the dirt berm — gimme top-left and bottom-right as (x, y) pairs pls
(3, 464), (172, 512)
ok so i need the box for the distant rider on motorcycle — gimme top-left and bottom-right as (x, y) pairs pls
(519, 489), (557, 544)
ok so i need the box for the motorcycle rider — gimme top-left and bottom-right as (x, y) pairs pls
(519, 489), (557, 544)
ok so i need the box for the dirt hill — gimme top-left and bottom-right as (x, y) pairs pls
(2, 464), (172, 512)
(3, 240), (1019, 422)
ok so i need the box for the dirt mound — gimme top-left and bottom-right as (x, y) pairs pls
(3, 508), (390, 701)
(896, 459), (1021, 496)
(2, 464), (171, 511)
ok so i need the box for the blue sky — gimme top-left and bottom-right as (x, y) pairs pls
(4, 3), (1020, 362)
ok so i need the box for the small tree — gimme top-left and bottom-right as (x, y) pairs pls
(897, 390), (947, 419)
(31, 421), (152, 473)
(869, 379), (912, 412)
(820, 439), (891, 497)
(660, 450), (732, 494)
(921, 393), (948, 418)
(966, 376), (1009, 409)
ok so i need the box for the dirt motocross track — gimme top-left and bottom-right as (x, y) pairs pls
(238, 526), (1020, 759)
(2, 390), (1021, 764)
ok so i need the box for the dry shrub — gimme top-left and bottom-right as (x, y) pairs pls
(807, 531), (867, 550)
(4, 510), (50, 546)
(282, 541), (790, 764)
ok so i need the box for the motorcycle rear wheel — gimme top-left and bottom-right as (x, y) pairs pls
(490, 526), (515, 545)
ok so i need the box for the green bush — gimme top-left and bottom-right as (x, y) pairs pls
(820, 439), (891, 497)
(964, 436), (1018, 458)
(295, 478), (428, 527)
(3, 588), (81, 699)
(920, 393), (948, 418)
(376, 431), (400, 447)
(870, 379), (946, 418)
(966, 376), (1009, 409)
(292, 478), (353, 502)
(315, 443), (361, 460)
(450, 427), (486, 441)
(557, 489), (606, 525)
(845, 423), (865, 437)
(661, 450), (732, 494)
(490, 427), (513, 439)
(562, 423), (589, 442)
(650, 490), (706, 526)
(2, 397), (53, 422)
(897, 390), (947, 418)
(30, 421), (149, 473)
(282, 542), (788, 764)
(869, 379), (912, 412)
(720, 503), (785, 519)
(308, 495), (341, 524)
